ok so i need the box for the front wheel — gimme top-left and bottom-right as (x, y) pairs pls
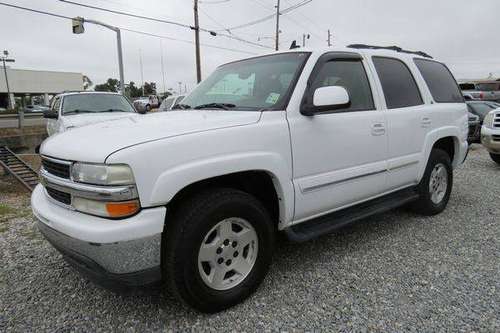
(163, 188), (275, 313)
(411, 149), (453, 216)
(490, 153), (500, 165)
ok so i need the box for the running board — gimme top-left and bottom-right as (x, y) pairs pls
(284, 187), (419, 243)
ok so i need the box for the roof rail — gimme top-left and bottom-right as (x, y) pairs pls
(347, 44), (433, 59)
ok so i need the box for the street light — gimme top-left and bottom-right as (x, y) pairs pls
(71, 17), (125, 94)
(1, 50), (15, 109)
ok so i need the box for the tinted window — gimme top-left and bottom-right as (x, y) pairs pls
(310, 60), (374, 112)
(414, 59), (463, 103)
(372, 57), (423, 109)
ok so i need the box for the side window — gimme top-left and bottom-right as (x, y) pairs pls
(414, 59), (463, 103)
(310, 59), (374, 112)
(372, 57), (423, 109)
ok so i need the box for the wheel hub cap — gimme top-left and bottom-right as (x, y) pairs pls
(429, 163), (448, 204)
(198, 217), (258, 291)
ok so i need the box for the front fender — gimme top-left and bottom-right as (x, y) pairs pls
(149, 151), (293, 224)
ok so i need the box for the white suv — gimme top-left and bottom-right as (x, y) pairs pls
(32, 46), (468, 312)
(44, 92), (140, 136)
(481, 109), (500, 164)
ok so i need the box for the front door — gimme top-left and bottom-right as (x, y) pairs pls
(288, 53), (388, 222)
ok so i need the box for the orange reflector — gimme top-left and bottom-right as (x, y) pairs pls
(105, 200), (140, 218)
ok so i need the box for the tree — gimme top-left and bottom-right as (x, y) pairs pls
(125, 81), (142, 98)
(143, 82), (157, 95)
(94, 78), (119, 92)
(82, 75), (93, 90)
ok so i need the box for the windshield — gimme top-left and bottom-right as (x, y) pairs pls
(180, 52), (310, 111)
(62, 94), (135, 114)
(161, 97), (175, 110)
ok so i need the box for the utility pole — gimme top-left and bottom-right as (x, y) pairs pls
(302, 34), (310, 47)
(275, 0), (281, 51)
(160, 40), (166, 95)
(139, 49), (144, 96)
(1, 50), (15, 109)
(72, 17), (125, 94)
(194, 0), (202, 83)
(327, 29), (333, 47)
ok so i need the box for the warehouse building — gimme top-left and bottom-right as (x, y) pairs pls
(0, 67), (83, 109)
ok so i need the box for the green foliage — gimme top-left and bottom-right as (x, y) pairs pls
(94, 78), (119, 92)
(143, 82), (157, 95)
(125, 81), (142, 98)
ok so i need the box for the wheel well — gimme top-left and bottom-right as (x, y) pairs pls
(432, 137), (455, 162)
(166, 171), (280, 226)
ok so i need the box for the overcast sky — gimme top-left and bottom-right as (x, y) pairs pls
(1, 0), (499, 93)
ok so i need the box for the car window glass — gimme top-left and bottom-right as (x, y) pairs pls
(414, 59), (463, 103)
(372, 57), (423, 109)
(162, 97), (175, 110)
(310, 59), (374, 112)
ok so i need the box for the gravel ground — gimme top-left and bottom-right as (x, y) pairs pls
(1, 145), (499, 332)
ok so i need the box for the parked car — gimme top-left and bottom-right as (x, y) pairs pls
(43, 91), (140, 136)
(460, 81), (500, 101)
(481, 109), (500, 164)
(466, 101), (500, 124)
(159, 95), (185, 111)
(24, 104), (50, 113)
(467, 112), (481, 143)
(133, 95), (160, 112)
(32, 46), (468, 312)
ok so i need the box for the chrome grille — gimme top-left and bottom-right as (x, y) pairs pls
(42, 158), (71, 179)
(494, 113), (500, 128)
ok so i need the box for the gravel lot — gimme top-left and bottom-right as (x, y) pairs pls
(1, 145), (499, 332)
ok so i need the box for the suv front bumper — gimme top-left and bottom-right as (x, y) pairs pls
(481, 126), (500, 154)
(31, 185), (166, 289)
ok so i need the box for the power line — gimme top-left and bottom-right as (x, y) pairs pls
(219, 0), (312, 32)
(58, 0), (272, 49)
(0, 2), (258, 55)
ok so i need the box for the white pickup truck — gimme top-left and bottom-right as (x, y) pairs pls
(32, 46), (468, 312)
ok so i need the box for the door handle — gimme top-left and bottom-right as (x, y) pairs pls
(371, 123), (386, 136)
(421, 117), (432, 128)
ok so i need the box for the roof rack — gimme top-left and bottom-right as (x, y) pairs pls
(347, 44), (433, 59)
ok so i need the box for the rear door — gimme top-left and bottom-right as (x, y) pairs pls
(370, 56), (427, 190)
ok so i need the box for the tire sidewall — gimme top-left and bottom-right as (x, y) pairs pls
(490, 153), (500, 165)
(169, 191), (274, 312)
(418, 149), (453, 214)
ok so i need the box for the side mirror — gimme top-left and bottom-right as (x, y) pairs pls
(301, 86), (350, 116)
(43, 110), (58, 119)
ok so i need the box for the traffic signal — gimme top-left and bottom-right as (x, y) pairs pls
(72, 17), (85, 34)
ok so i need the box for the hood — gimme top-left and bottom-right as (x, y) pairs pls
(41, 110), (262, 162)
(61, 112), (140, 129)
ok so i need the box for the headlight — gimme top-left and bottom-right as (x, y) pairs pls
(483, 111), (494, 129)
(71, 163), (135, 185)
(73, 197), (140, 218)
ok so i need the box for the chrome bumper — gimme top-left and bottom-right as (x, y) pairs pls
(37, 221), (162, 287)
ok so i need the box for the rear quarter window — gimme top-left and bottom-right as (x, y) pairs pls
(414, 59), (464, 103)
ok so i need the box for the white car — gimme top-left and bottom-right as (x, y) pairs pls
(481, 109), (500, 164)
(33, 46), (468, 312)
(44, 92), (140, 136)
(132, 95), (160, 112)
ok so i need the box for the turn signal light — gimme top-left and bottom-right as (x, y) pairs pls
(106, 200), (141, 218)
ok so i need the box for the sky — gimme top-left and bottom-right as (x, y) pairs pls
(1, 0), (499, 93)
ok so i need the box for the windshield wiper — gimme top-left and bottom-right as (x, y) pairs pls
(64, 109), (95, 115)
(99, 109), (131, 113)
(194, 103), (236, 110)
(172, 103), (191, 110)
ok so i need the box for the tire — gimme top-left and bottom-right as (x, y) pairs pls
(162, 188), (275, 313)
(490, 153), (500, 165)
(411, 149), (453, 216)
(145, 104), (151, 112)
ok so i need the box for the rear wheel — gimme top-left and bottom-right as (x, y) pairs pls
(411, 149), (453, 216)
(163, 188), (274, 313)
(490, 153), (500, 165)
